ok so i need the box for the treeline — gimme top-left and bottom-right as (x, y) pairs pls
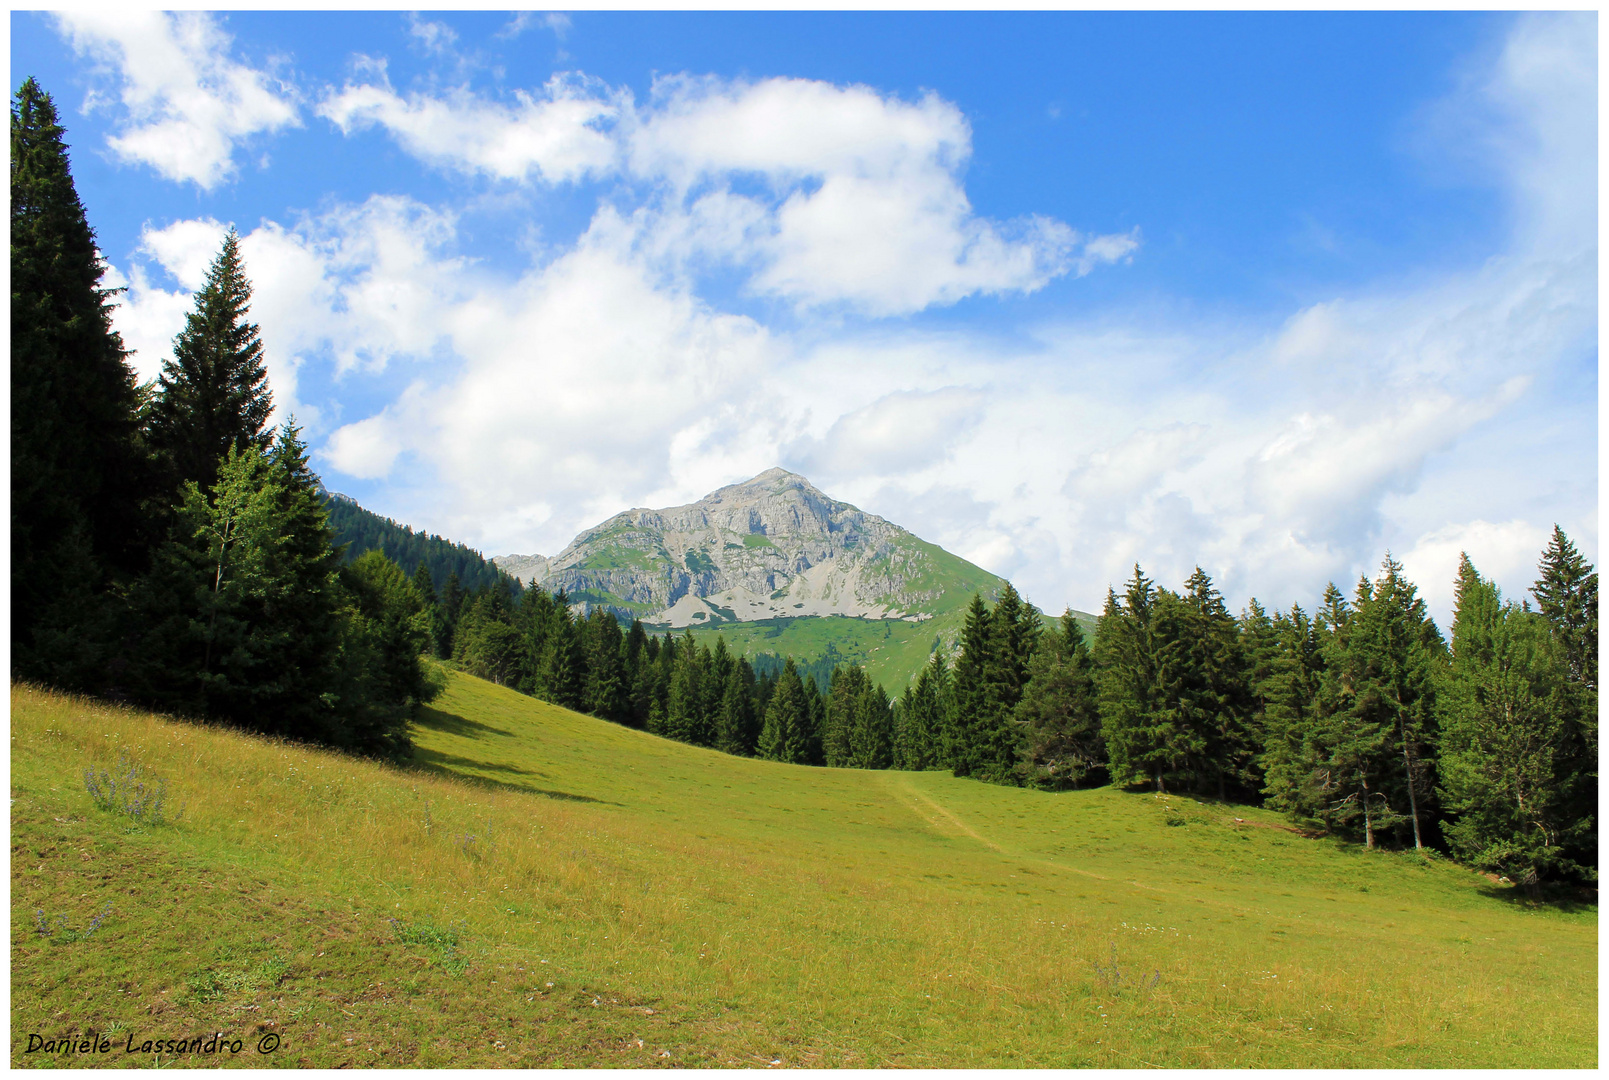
(12, 79), (438, 759)
(322, 492), (518, 597)
(892, 547), (1596, 883)
(430, 581), (903, 767)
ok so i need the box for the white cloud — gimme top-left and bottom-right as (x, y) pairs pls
(1398, 519), (1551, 624)
(627, 75), (1108, 315)
(318, 72), (620, 183)
(317, 69), (1127, 316)
(406, 13), (458, 56)
(53, 11), (298, 190)
(794, 387), (988, 477)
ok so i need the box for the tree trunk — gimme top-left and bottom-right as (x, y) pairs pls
(1399, 719), (1423, 850)
(1362, 775), (1374, 849)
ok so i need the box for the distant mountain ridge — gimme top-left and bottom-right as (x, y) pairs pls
(493, 468), (1005, 628)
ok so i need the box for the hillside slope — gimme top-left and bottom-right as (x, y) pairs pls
(13, 679), (1594, 1068)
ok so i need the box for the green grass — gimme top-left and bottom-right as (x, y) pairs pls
(686, 612), (963, 690)
(12, 677), (1596, 1068)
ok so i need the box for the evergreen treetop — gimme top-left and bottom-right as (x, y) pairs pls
(149, 229), (274, 495)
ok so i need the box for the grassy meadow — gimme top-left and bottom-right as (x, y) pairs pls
(11, 675), (1597, 1068)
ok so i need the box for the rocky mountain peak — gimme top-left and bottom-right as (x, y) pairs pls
(493, 468), (1000, 628)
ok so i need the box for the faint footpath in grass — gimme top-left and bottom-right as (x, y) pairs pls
(84, 751), (183, 826)
(33, 902), (112, 944)
(391, 917), (469, 974)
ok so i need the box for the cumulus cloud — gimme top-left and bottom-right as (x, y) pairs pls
(792, 387), (988, 477)
(53, 11), (298, 189)
(317, 69), (1125, 315)
(318, 72), (620, 183)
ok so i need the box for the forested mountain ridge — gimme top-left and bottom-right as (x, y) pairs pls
(322, 488), (519, 597)
(493, 467), (1013, 627)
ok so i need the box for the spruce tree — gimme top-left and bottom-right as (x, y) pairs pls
(849, 681), (894, 769)
(948, 593), (996, 777)
(825, 664), (869, 767)
(1016, 611), (1104, 789)
(1533, 526), (1598, 691)
(1257, 604), (1328, 819)
(148, 229), (274, 497)
(759, 658), (811, 764)
(1439, 556), (1586, 879)
(11, 77), (149, 674)
(1095, 567), (1167, 790)
(716, 656), (759, 756)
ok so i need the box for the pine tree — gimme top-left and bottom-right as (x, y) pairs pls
(948, 593), (996, 777)
(848, 681), (894, 769)
(825, 664), (869, 767)
(897, 651), (952, 771)
(1095, 567), (1168, 790)
(584, 608), (628, 723)
(1438, 556), (1586, 879)
(1257, 604), (1328, 819)
(759, 658), (811, 764)
(148, 229), (274, 497)
(1533, 526), (1598, 691)
(716, 656), (759, 757)
(1016, 611), (1104, 789)
(11, 77), (150, 676)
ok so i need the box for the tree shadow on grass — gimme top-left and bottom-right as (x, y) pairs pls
(413, 704), (514, 740)
(1474, 881), (1598, 915)
(408, 747), (616, 806)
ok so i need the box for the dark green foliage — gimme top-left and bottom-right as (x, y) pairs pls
(895, 652), (952, 771)
(338, 550), (443, 721)
(716, 656), (760, 757)
(1016, 611), (1104, 789)
(1256, 603), (1328, 818)
(125, 431), (417, 758)
(582, 608), (629, 724)
(321, 492), (518, 599)
(824, 664), (869, 768)
(848, 680), (895, 770)
(11, 77), (150, 677)
(1533, 526), (1598, 692)
(1094, 569), (1165, 790)
(759, 658), (813, 764)
(1438, 555), (1589, 880)
(146, 230), (273, 498)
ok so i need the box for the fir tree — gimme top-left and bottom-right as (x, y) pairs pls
(948, 593), (996, 777)
(148, 229), (274, 497)
(759, 658), (811, 764)
(1095, 567), (1167, 790)
(1439, 556), (1586, 879)
(1016, 611), (1104, 789)
(848, 681), (895, 769)
(1533, 526), (1598, 691)
(716, 656), (759, 756)
(11, 77), (149, 676)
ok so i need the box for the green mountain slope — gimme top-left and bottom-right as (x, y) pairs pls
(13, 679), (1594, 1068)
(322, 490), (518, 596)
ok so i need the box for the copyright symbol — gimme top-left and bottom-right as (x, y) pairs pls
(257, 1033), (281, 1054)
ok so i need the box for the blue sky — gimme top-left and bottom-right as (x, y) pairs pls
(12, 11), (1596, 624)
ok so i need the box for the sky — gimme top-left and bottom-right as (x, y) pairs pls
(11, 10), (1597, 627)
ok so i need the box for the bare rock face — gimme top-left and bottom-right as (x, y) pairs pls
(491, 468), (1001, 627)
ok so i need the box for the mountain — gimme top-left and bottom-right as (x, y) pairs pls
(492, 467), (1005, 628)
